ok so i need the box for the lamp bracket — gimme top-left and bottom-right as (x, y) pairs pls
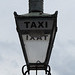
(22, 65), (51, 75)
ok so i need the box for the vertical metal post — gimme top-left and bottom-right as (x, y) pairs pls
(36, 69), (37, 75)
(29, 0), (43, 13)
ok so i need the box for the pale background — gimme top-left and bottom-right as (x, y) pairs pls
(0, 0), (75, 75)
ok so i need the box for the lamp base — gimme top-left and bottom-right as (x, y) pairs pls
(22, 65), (51, 75)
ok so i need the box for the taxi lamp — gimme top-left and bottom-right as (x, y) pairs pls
(14, 0), (58, 75)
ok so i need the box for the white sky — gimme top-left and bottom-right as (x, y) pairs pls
(0, 0), (75, 75)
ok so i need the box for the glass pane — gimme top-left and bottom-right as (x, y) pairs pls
(22, 34), (50, 63)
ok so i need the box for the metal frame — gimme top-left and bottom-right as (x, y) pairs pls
(45, 12), (58, 65)
(14, 11), (58, 73)
(22, 65), (51, 75)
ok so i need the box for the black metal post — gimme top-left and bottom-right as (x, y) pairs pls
(29, 0), (43, 13)
(36, 69), (37, 75)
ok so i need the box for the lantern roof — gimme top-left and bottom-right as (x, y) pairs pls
(14, 11), (58, 18)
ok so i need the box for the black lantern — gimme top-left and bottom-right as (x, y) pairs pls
(14, 11), (57, 75)
(14, 0), (58, 75)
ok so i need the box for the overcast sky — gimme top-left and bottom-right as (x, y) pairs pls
(0, 0), (75, 75)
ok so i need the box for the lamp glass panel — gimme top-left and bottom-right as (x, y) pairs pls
(22, 34), (50, 63)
